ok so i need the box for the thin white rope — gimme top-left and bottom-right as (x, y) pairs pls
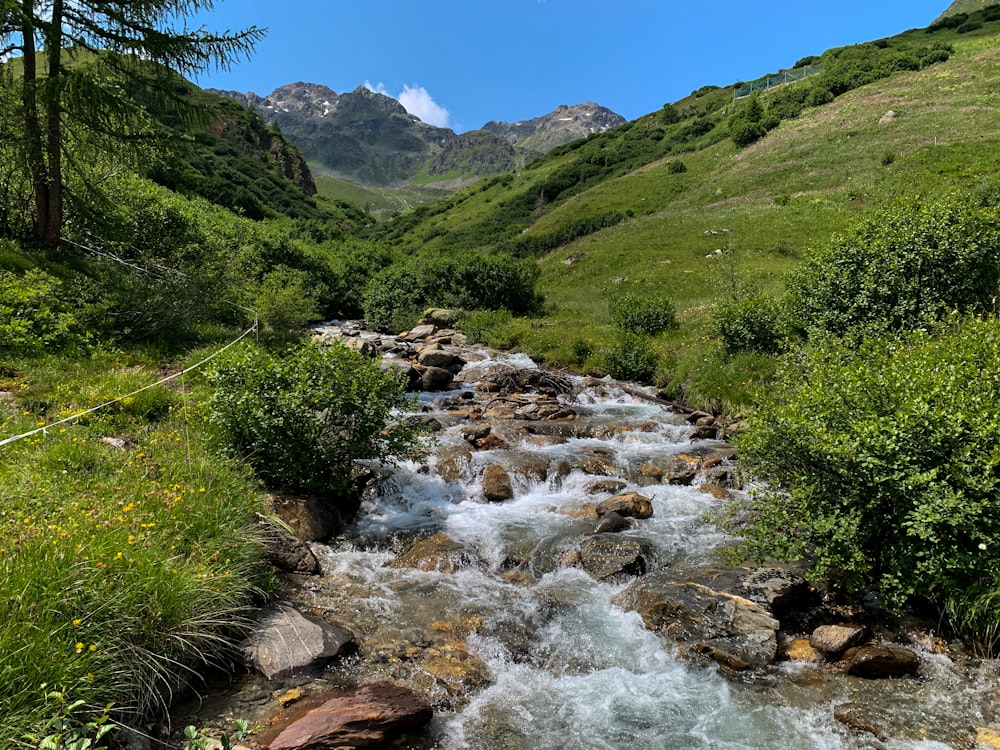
(0, 321), (257, 449)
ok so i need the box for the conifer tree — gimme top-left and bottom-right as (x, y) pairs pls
(1, 1), (262, 247)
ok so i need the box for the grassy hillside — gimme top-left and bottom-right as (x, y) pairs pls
(364, 16), (1000, 408)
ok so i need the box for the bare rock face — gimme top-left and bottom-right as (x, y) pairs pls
(385, 533), (480, 573)
(264, 683), (433, 750)
(613, 574), (779, 670)
(267, 494), (340, 543)
(596, 491), (653, 520)
(261, 523), (320, 575)
(243, 602), (355, 681)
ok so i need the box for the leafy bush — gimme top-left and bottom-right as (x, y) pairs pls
(713, 295), (784, 354)
(207, 340), (423, 499)
(458, 309), (513, 346)
(608, 292), (678, 335)
(601, 333), (658, 382)
(255, 266), (323, 332)
(788, 195), (1000, 335)
(362, 253), (541, 332)
(728, 319), (1000, 625)
(667, 160), (688, 174)
(0, 269), (82, 353)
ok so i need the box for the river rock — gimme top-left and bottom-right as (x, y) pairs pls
(422, 308), (460, 327)
(665, 457), (699, 485)
(261, 523), (320, 575)
(436, 444), (472, 483)
(591, 511), (631, 534)
(385, 533), (480, 573)
(810, 624), (869, 657)
(578, 535), (651, 581)
(740, 568), (815, 621)
(613, 574), (779, 670)
(243, 602), (355, 681)
(596, 491), (653, 520)
(265, 683), (433, 750)
(267, 494), (340, 543)
(587, 479), (628, 494)
(420, 365), (455, 392)
(842, 644), (920, 678)
(417, 346), (466, 371)
(401, 324), (437, 342)
(482, 464), (514, 502)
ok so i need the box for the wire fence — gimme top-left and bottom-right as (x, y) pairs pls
(734, 65), (823, 99)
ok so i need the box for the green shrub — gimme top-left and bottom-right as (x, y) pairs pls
(667, 160), (688, 174)
(728, 319), (1000, 626)
(256, 266), (323, 332)
(207, 340), (424, 499)
(713, 295), (785, 354)
(0, 269), (81, 353)
(458, 309), (513, 346)
(788, 195), (1000, 335)
(601, 333), (658, 382)
(608, 292), (678, 335)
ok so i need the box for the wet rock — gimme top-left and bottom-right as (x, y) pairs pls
(665, 457), (699, 485)
(343, 336), (379, 358)
(810, 624), (869, 657)
(578, 455), (617, 476)
(740, 568), (816, 621)
(400, 324), (437, 342)
(977, 727), (1000, 749)
(507, 454), (550, 483)
(261, 523), (320, 575)
(243, 602), (355, 681)
(383, 360), (423, 391)
(596, 491), (653, 520)
(587, 479), (628, 494)
(591, 511), (631, 534)
(613, 574), (779, 670)
(689, 425), (719, 440)
(420, 365), (455, 392)
(684, 410), (714, 425)
(639, 463), (663, 481)
(842, 644), (919, 678)
(834, 703), (888, 742)
(782, 637), (823, 663)
(267, 494), (340, 543)
(482, 464), (514, 502)
(698, 482), (730, 499)
(578, 535), (651, 581)
(460, 424), (492, 444)
(264, 683), (432, 750)
(435, 444), (473, 483)
(385, 533), (480, 573)
(417, 346), (466, 371)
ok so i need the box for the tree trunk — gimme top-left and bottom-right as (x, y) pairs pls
(19, 0), (50, 246)
(42, 0), (63, 247)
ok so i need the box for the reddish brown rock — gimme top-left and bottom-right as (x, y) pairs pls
(482, 464), (514, 502)
(810, 624), (868, 657)
(842, 644), (920, 678)
(265, 683), (432, 749)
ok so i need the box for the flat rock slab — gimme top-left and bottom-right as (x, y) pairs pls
(843, 644), (920, 678)
(243, 602), (354, 681)
(264, 683), (433, 750)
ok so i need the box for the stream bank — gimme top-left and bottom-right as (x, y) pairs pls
(166, 320), (1000, 750)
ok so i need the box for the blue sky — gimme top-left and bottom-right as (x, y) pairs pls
(190, 1), (951, 133)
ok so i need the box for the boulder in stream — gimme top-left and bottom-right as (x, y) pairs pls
(596, 491), (653, 520)
(385, 533), (481, 573)
(264, 683), (432, 750)
(243, 602), (355, 681)
(613, 574), (779, 670)
(482, 464), (514, 502)
(810, 624), (869, 657)
(842, 644), (920, 678)
(578, 534), (651, 581)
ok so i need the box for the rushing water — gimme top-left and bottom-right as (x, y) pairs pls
(177, 344), (1000, 749)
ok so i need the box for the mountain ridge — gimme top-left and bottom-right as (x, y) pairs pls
(210, 82), (625, 188)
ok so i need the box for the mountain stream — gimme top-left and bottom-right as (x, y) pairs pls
(173, 336), (1000, 750)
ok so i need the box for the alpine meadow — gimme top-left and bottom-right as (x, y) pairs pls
(3, 1), (1000, 748)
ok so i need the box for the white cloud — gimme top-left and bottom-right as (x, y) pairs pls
(398, 84), (451, 128)
(361, 81), (451, 129)
(363, 80), (389, 96)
